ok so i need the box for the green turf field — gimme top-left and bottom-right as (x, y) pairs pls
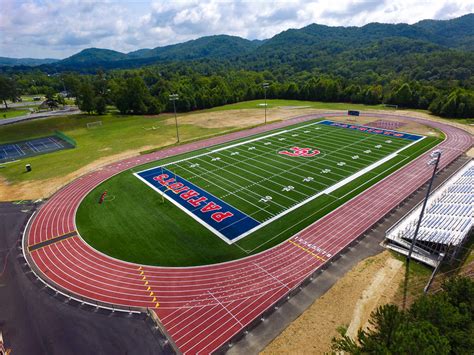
(76, 118), (443, 266)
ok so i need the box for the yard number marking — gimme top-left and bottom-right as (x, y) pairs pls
(259, 196), (273, 203)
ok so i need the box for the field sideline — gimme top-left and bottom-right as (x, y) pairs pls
(25, 111), (471, 354)
(77, 117), (440, 266)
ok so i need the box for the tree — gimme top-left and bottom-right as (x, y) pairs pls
(44, 87), (56, 101)
(390, 83), (414, 107)
(76, 82), (95, 114)
(0, 75), (17, 109)
(429, 89), (474, 118)
(94, 96), (107, 115)
(110, 76), (161, 115)
(332, 277), (473, 355)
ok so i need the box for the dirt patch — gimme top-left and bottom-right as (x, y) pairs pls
(0, 145), (158, 201)
(163, 108), (325, 129)
(261, 251), (405, 354)
(346, 257), (403, 338)
(466, 147), (474, 158)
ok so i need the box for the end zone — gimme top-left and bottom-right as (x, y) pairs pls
(134, 167), (260, 244)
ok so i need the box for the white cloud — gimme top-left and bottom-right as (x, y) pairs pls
(0, 0), (472, 58)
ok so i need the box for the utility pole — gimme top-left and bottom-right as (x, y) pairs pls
(262, 82), (269, 124)
(403, 149), (442, 309)
(169, 94), (179, 143)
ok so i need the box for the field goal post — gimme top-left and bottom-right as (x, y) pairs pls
(86, 121), (103, 129)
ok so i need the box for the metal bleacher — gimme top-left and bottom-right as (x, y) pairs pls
(385, 160), (473, 267)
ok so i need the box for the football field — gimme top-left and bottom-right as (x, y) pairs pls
(134, 120), (424, 244)
(76, 117), (440, 266)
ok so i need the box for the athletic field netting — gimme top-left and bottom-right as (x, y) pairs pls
(135, 120), (424, 243)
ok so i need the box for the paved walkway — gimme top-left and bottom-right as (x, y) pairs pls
(0, 106), (80, 126)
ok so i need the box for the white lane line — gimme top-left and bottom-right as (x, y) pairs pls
(207, 290), (243, 326)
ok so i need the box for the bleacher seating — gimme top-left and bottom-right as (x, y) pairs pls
(385, 161), (473, 266)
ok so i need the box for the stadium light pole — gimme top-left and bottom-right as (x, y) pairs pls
(263, 83), (269, 124)
(403, 149), (442, 308)
(169, 94), (180, 143)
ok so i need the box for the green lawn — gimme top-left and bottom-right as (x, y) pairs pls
(0, 112), (226, 183)
(0, 108), (29, 119)
(76, 119), (442, 266)
(19, 95), (44, 102)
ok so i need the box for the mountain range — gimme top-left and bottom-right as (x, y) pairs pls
(1, 13), (472, 71)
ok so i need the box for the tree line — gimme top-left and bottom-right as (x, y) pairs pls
(1, 67), (473, 118)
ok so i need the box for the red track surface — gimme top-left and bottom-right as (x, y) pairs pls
(25, 113), (472, 354)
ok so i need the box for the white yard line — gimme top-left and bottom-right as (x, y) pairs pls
(136, 120), (328, 174)
(194, 155), (299, 205)
(134, 120), (426, 244)
(227, 135), (426, 244)
(178, 161), (284, 213)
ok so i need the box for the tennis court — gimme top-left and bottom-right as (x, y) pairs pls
(0, 136), (74, 163)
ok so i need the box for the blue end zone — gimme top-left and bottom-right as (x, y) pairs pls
(135, 167), (260, 243)
(317, 120), (423, 141)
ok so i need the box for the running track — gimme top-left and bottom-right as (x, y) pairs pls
(24, 113), (472, 354)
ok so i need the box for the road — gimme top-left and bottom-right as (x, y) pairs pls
(0, 106), (81, 126)
(0, 202), (167, 355)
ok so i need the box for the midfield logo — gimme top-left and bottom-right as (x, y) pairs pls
(278, 147), (320, 157)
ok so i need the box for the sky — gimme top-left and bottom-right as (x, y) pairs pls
(0, 0), (473, 59)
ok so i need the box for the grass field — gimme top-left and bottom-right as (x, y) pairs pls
(76, 118), (443, 266)
(0, 108), (29, 119)
(0, 111), (211, 183)
(0, 99), (410, 185)
(203, 99), (399, 112)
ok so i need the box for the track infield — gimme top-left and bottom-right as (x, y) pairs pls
(76, 118), (439, 266)
(24, 112), (472, 354)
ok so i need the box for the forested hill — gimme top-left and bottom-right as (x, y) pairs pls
(1, 14), (473, 119)
(35, 35), (262, 71)
(0, 57), (59, 67)
(3, 13), (472, 72)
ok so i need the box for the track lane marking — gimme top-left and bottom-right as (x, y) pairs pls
(288, 239), (327, 262)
